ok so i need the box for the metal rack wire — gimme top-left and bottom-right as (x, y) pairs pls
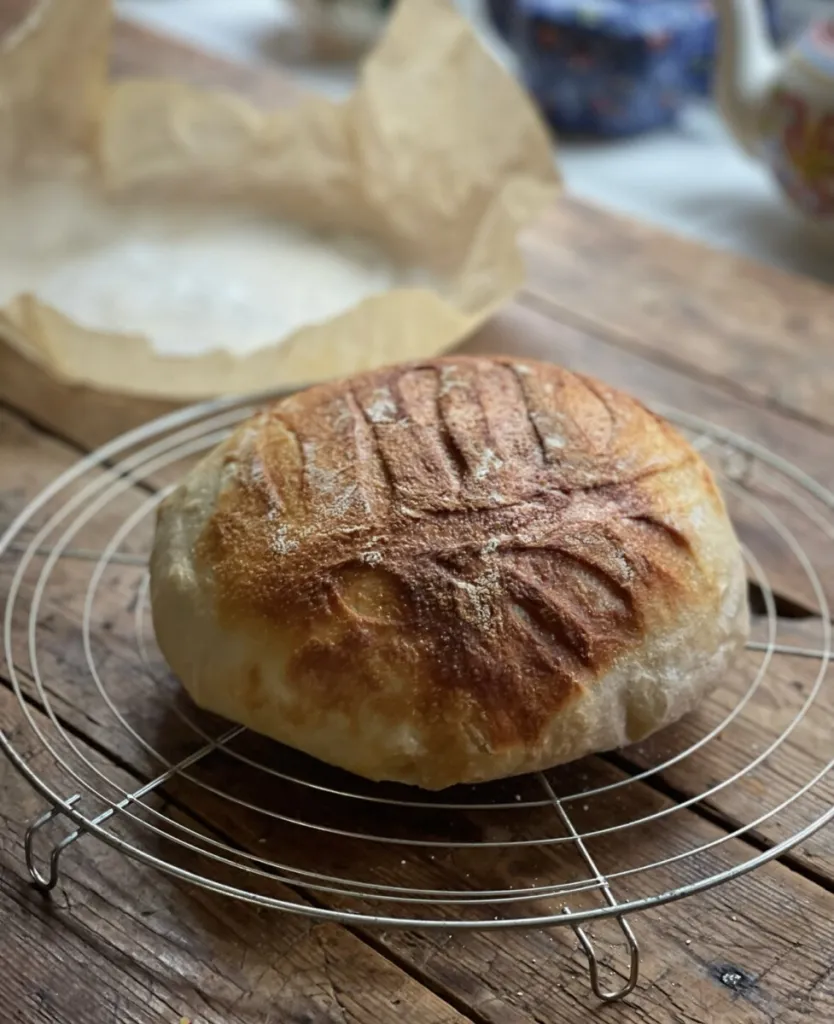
(2, 389), (833, 1005)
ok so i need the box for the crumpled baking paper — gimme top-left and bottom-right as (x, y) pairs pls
(0, 0), (559, 401)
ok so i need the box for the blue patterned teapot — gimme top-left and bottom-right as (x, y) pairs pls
(506, 0), (777, 135)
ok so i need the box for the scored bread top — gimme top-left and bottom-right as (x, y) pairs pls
(153, 356), (747, 788)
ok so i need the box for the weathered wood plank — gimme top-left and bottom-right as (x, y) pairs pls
(4, 325), (834, 889)
(465, 303), (834, 615)
(111, 19), (301, 109)
(2, 15), (834, 1023)
(0, 686), (469, 1024)
(5, 299), (834, 895)
(0, 340), (184, 454)
(523, 201), (834, 432)
(3, 403), (834, 1023)
(624, 619), (834, 879)
(6, 652), (834, 1024)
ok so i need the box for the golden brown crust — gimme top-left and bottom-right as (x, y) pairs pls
(185, 357), (732, 773)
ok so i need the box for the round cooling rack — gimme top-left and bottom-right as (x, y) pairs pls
(2, 389), (834, 1004)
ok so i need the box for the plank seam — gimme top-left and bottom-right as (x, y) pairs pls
(518, 286), (834, 441)
(1, 670), (830, 914)
(0, 674), (486, 1024)
(603, 750), (834, 894)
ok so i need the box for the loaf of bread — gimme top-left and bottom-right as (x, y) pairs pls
(150, 357), (749, 789)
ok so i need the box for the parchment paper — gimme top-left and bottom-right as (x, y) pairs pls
(0, 0), (560, 401)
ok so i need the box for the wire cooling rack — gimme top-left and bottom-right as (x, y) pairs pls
(2, 388), (834, 1004)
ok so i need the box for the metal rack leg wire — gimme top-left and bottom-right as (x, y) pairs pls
(539, 774), (640, 1002)
(23, 727), (241, 893)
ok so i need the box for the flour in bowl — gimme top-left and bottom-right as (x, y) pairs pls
(1, 178), (426, 356)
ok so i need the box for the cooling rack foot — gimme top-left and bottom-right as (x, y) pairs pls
(565, 910), (640, 1003)
(24, 795), (83, 892)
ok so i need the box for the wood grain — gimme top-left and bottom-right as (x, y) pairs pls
(4, 312), (834, 884)
(3, 396), (834, 1023)
(2, 14), (834, 1024)
(523, 202), (834, 433)
(465, 304), (834, 615)
(0, 688), (468, 1024)
(111, 19), (300, 109)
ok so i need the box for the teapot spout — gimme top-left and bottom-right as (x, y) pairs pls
(714, 0), (781, 156)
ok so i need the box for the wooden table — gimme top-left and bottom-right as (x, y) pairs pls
(2, 19), (834, 1024)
